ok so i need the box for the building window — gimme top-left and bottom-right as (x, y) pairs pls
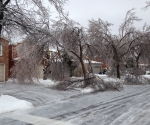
(0, 43), (2, 56)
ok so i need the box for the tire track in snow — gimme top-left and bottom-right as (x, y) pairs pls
(56, 86), (150, 124)
(107, 93), (150, 125)
(55, 87), (150, 120)
(4, 113), (75, 125)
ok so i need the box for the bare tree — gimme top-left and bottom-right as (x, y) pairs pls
(88, 9), (150, 79)
(144, 1), (150, 9)
(11, 26), (75, 82)
(0, 0), (67, 38)
(5, 0), (69, 83)
(57, 26), (88, 78)
(11, 41), (44, 83)
(49, 20), (98, 87)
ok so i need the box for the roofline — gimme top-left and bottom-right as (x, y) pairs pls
(84, 60), (103, 64)
(0, 35), (12, 43)
(9, 42), (22, 45)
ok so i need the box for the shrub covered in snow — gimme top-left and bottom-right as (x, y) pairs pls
(124, 74), (150, 85)
(55, 74), (124, 92)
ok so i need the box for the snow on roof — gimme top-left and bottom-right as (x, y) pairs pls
(13, 58), (19, 61)
(49, 46), (58, 52)
(139, 64), (148, 66)
(0, 36), (11, 43)
(49, 48), (57, 52)
(84, 60), (103, 64)
(10, 42), (22, 45)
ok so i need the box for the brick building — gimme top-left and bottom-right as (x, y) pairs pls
(0, 37), (10, 82)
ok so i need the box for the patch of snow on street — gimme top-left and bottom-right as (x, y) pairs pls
(35, 79), (58, 87)
(0, 95), (34, 114)
(6, 78), (59, 88)
(95, 74), (123, 83)
(81, 87), (94, 93)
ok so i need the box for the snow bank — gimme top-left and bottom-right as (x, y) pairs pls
(81, 87), (94, 93)
(34, 79), (59, 87)
(95, 74), (123, 83)
(0, 95), (34, 114)
(142, 75), (150, 79)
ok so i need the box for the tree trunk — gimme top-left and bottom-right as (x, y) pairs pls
(0, 0), (4, 35)
(112, 44), (120, 79)
(70, 49), (87, 79)
(79, 45), (87, 80)
(135, 53), (141, 69)
(0, 11), (3, 35)
(0, 0), (11, 34)
(70, 44), (87, 87)
(116, 63), (120, 79)
(80, 58), (86, 79)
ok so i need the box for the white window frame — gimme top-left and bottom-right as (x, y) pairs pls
(0, 43), (2, 56)
(0, 63), (5, 82)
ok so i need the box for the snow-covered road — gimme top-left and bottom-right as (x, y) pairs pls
(1, 82), (150, 125)
(68, 86), (150, 125)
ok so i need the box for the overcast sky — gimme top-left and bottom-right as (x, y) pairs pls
(60, 0), (150, 34)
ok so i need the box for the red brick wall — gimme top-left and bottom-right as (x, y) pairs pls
(9, 43), (22, 77)
(0, 37), (9, 81)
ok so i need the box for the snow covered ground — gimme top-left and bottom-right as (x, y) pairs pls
(142, 75), (150, 79)
(34, 78), (59, 87)
(0, 75), (150, 125)
(0, 95), (33, 114)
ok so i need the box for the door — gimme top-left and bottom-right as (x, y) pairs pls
(0, 64), (5, 82)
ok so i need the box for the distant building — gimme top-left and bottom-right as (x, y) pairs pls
(139, 64), (148, 70)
